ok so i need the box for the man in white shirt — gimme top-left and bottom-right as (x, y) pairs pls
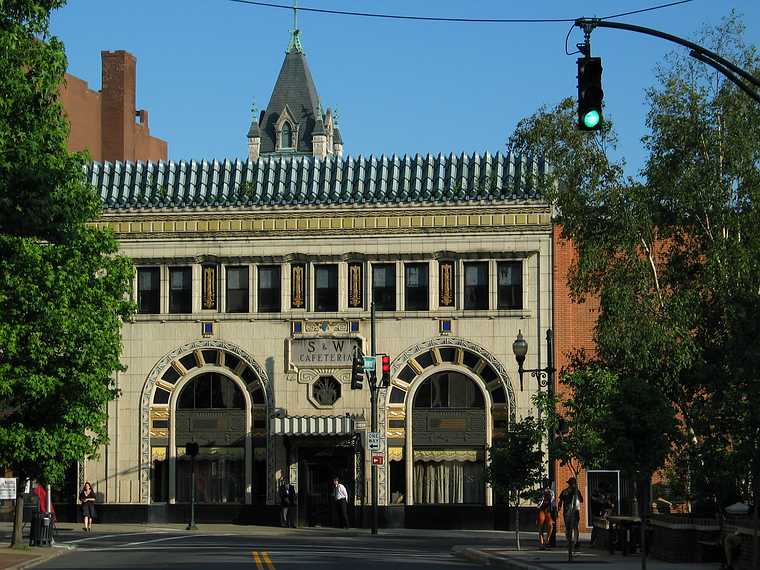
(333, 477), (350, 528)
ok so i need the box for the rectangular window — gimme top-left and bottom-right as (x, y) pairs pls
(169, 267), (193, 314)
(372, 264), (396, 311)
(497, 261), (523, 310)
(137, 267), (161, 314)
(405, 263), (429, 311)
(314, 264), (338, 312)
(226, 266), (249, 313)
(464, 262), (489, 310)
(257, 265), (281, 313)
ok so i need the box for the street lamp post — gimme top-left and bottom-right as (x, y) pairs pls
(512, 329), (556, 539)
(512, 329), (554, 393)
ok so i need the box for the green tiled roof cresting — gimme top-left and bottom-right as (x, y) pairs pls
(88, 152), (546, 210)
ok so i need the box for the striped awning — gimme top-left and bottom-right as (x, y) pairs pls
(271, 415), (355, 436)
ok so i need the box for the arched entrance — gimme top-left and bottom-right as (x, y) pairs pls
(411, 371), (486, 504)
(140, 340), (271, 505)
(382, 336), (515, 507)
(174, 372), (247, 504)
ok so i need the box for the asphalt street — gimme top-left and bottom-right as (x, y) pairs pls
(21, 526), (513, 569)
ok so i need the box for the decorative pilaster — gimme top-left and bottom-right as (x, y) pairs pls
(439, 261), (455, 307)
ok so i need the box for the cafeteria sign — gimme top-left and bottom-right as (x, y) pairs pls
(290, 338), (360, 368)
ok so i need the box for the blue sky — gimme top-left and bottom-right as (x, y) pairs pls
(51, 1), (759, 174)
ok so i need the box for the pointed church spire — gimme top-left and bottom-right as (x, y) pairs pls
(287, 0), (304, 54)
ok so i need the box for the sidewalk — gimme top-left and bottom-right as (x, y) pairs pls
(452, 545), (721, 570)
(0, 547), (67, 570)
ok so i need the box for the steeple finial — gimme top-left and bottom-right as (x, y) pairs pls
(250, 98), (258, 121)
(287, 0), (304, 53)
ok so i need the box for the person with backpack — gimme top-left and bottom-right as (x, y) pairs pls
(560, 477), (584, 561)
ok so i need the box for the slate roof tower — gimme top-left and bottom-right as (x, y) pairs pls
(247, 14), (343, 160)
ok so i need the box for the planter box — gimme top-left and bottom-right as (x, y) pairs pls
(649, 514), (720, 563)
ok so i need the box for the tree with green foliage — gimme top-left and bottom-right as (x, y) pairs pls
(535, 362), (615, 480)
(0, 0), (134, 546)
(484, 416), (544, 550)
(509, 12), (760, 568)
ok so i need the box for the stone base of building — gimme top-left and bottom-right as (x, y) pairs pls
(48, 503), (538, 530)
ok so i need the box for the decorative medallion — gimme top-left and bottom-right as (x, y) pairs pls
(312, 376), (341, 406)
(303, 320), (349, 335)
(348, 262), (363, 308)
(202, 265), (216, 309)
(439, 261), (454, 307)
(291, 264), (305, 309)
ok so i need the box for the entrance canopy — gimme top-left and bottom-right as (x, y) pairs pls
(271, 415), (355, 436)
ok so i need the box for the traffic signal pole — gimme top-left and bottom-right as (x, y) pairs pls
(575, 18), (760, 104)
(370, 300), (378, 535)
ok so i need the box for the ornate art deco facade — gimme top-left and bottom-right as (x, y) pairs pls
(78, 28), (555, 528)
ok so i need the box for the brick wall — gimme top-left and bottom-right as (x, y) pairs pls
(60, 73), (102, 160)
(59, 50), (167, 162)
(552, 226), (599, 532)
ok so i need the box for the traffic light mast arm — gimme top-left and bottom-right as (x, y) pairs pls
(576, 18), (760, 105)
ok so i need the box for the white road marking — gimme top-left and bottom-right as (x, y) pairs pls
(62, 531), (170, 544)
(122, 535), (211, 547)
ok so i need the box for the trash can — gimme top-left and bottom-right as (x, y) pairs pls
(29, 512), (53, 547)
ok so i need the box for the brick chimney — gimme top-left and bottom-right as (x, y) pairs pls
(101, 50), (136, 161)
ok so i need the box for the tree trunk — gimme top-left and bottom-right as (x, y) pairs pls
(11, 478), (25, 548)
(753, 472), (758, 570)
(514, 492), (521, 551)
(640, 475), (650, 570)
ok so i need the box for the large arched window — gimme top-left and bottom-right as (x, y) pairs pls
(281, 122), (294, 149)
(413, 371), (484, 409)
(177, 372), (245, 409)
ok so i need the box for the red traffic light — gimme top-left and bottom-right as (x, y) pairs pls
(381, 354), (391, 386)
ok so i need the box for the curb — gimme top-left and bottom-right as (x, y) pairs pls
(451, 546), (544, 570)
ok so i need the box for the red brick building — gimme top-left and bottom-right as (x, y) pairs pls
(60, 50), (167, 161)
(552, 227), (641, 532)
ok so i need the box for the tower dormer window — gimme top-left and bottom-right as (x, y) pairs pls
(281, 122), (294, 149)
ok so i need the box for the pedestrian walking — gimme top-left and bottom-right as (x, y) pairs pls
(333, 477), (350, 529)
(559, 477), (584, 561)
(79, 482), (96, 533)
(279, 480), (297, 528)
(536, 481), (554, 550)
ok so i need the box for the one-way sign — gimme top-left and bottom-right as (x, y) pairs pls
(367, 431), (381, 451)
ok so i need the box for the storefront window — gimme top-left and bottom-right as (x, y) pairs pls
(412, 371), (486, 504)
(151, 447), (168, 502)
(413, 460), (484, 504)
(176, 447), (244, 503)
(177, 373), (245, 409)
(413, 371), (484, 409)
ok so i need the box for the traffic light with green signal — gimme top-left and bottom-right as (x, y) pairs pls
(577, 57), (603, 131)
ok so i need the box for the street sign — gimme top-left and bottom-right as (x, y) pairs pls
(363, 356), (376, 372)
(371, 452), (385, 465)
(367, 431), (381, 451)
(0, 478), (16, 500)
